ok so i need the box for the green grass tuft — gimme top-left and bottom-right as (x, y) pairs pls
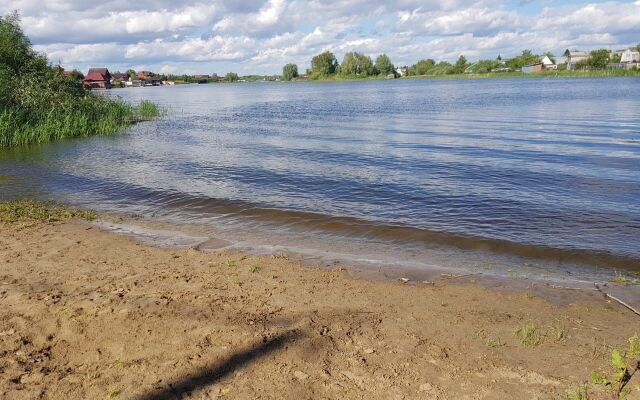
(250, 265), (261, 273)
(513, 322), (544, 347)
(0, 199), (95, 223)
(608, 272), (640, 285)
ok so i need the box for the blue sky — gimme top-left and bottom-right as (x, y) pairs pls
(2, 0), (639, 75)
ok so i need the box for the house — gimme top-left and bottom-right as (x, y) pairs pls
(620, 48), (640, 63)
(111, 72), (128, 82)
(194, 74), (210, 84)
(522, 63), (543, 74)
(563, 50), (590, 70)
(136, 70), (154, 80)
(395, 66), (408, 76)
(607, 48), (640, 70)
(83, 68), (112, 89)
(110, 72), (128, 87)
(540, 55), (557, 70)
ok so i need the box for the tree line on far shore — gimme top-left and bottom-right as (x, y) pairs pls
(281, 45), (640, 81)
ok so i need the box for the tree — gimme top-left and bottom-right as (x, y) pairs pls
(589, 49), (610, 69)
(0, 12), (84, 108)
(126, 69), (136, 80)
(224, 72), (239, 82)
(310, 51), (338, 78)
(497, 54), (502, 61)
(451, 55), (468, 74)
(573, 59), (590, 70)
(340, 52), (375, 77)
(0, 11), (39, 75)
(610, 53), (622, 63)
(68, 69), (84, 81)
(410, 59), (435, 75)
(468, 59), (502, 73)
(505, 50), (540, 69)
(375, 54), (394, 75)
(282, 63), (298, 81)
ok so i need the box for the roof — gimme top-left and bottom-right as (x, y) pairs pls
(563, 49), (589, 57)
(540, 55), (555, 65)
(84, 68), (111, 82)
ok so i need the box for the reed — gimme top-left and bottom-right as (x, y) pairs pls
(0, 97), (161, 148)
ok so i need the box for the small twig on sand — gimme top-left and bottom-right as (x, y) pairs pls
(594, 283), (640, 317)
(440, 273), (476, 280)
(548, 284), (598, 291)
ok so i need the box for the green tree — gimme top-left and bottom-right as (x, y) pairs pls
(224, 72), (239, 82)
(68, 69), (84, 81)
(589, 49), (610, 69)
(451, 55), (468, 74)
(126, 69), (136, 80)
(282, 63), (298, 81)
(0, 11), (40, 75)
(0, 12), (81, 108)
(467, 59), (502, 73)
(432, 61), (453, 75)
(340, 52), (375, 77)
(610, 53), (622, 63)
(410, 59), (435, 75)
(375, 54), (394, 75)
(310, 51), (338, 78)
(573, 59), (590, 70)
(505, 50), (540, 69)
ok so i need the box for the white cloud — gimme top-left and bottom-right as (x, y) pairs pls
(4, 0), (640, 74)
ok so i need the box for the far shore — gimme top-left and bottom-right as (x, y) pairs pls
(1, 203), (639, 399)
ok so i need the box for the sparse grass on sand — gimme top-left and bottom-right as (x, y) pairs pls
(513, 322), (545, 347)
(0, 199), (95, 223)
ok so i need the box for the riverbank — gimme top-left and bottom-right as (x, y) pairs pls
(292, 69), (640, 83)
(1, 204), (639, 399)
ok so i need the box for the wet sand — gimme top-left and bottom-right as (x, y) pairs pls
(1, 218), (639, 399)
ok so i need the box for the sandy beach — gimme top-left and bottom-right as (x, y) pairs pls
(1, 215), (639, 400)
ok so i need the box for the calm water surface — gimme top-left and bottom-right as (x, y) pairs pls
(2, 78), (639, 279)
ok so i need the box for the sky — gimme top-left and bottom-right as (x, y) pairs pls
(1, 0), (639, 75)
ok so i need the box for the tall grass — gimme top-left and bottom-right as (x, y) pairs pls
(0, 97), (161, 148)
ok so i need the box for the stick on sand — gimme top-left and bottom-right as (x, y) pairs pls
(594, 283), (640, 317)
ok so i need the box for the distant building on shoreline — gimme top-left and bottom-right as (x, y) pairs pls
(563, 50), (590, 70)
(522, 55), (557, 74)
(83, 68), (112, 89)
(620, 48), (640, 63)
(609, 48), (640, 70)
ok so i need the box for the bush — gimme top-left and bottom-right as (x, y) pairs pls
(0, 12), (160, 148)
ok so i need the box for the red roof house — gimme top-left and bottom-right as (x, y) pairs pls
(137, 70), (154, 80)
(83, 68), (112, 89)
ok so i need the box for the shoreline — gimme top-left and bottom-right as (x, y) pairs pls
(129, 70), (640, 86)
(2, 214), (639, 399)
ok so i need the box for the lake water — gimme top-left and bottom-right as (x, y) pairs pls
(2, 78), (639, 281)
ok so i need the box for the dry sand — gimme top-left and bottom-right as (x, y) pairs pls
(1, 218), (639, 399)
